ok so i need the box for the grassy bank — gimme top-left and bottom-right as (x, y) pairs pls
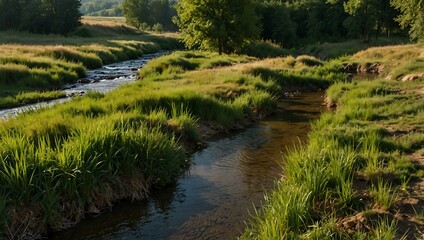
(0, 18), (181, 110)
(303, 37), (410, 60)
(241, 46), (424, 239)
(0, 50), (342, 238)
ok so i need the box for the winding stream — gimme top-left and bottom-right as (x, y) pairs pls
(0, 51), (167, 119)
(50, 91), (327, 239)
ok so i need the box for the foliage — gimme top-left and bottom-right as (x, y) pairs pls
(122, 0), (150, 29)
(122, 0), (177, 31)
(0, 0), (82, 34)
(241, 58), (424, 239)
(255, 0), (405, 47)
(391, 0), (424, 42)
(174, 0), (260, 54)
(342, 0), (399, 40)
(257, 1), (297, 48)
(80, 0), (123, 17)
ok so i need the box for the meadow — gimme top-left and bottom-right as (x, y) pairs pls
(241, 45), (424, 239)
(0, 17), (181, 110)
(0, 49), (344, 238)
(1, 17), (423, 237)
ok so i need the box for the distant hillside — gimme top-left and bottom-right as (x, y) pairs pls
(80, 0), (123, 16)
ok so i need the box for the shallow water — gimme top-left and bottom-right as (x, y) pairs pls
(0, 51), (167, 119)
(50, 91), (327, 240)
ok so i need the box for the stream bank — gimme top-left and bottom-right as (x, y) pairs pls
(50, 92), (326, 240)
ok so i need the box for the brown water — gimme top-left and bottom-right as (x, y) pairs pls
(50, 92), (326, 240)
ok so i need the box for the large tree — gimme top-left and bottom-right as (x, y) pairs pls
(174, 0), (260, 54)
(391, 0), (424, 41)
(44, 0), (82, 34)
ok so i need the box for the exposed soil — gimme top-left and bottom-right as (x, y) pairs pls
(338, 151), (424, 239)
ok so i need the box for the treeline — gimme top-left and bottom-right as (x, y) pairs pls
(80, 0), (123, 17)
(258, 0), (401, 48)
(122, 0), (177, 31)
(175, 0), (424, 54)
(0, 0), (81, 34)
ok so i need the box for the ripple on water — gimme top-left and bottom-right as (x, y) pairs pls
(0, 51), (168, 119)
(50, 92), (327, 240)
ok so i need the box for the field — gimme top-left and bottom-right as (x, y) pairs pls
(0, 48), (345, 238)
(0, 18), (181, 110)
(1, 16), (423, 238)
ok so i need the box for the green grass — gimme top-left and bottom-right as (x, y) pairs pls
(303, 37), (409, 60)
(240, 41), (293, 59)
(372, 218), (398, 240)
(240, 71), (423, 239)
(0, 20), (182, 110)
(0, 91), (66, 109)
(0, 50), (339, 238)
(370, 180), (397, 210)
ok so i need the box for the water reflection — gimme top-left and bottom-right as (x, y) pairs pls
(50, 92), (326, 240)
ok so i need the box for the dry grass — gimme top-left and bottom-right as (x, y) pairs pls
(350, 44), (424, 80)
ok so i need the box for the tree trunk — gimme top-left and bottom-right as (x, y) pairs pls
(375, 20), (382, 40)
(218, 38), (223, 55)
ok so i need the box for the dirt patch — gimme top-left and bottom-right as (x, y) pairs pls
(401, 73), (424, 82)
(337, 209), (393, 234)
(344, 62), (384, 74)
(393, 151), (424, 239)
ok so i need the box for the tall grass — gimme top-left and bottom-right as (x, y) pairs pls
(0, 21), (181, 110)
(241, 73), (423, 238)
(0, 49), (337, 237)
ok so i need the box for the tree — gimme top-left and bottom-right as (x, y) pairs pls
(341, 0), (399, 40)
(0, 0), (81, 34)
(257, 1), (297, 47)
(343, 0), (377, 40)
(0, 0), (24, 30)
(391, 0), (424, 41)
(20, 0), (46, 33)
(174, 0), (260, 54)
(150, 0), (176, 30)
(46, 0), (82, 34)
(122, 0), (150, 29)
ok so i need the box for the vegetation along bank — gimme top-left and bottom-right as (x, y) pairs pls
(241, 44), (424, 239)
(0, 18), (181, 110)
(0, 48), (345, 238)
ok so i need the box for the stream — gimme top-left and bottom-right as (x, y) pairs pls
(0, 51), (167, 119)
(0, 52), (327, 238)
(50, 91), (327, 240)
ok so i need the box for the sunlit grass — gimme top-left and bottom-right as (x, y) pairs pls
(0, 49), (341, 237)
(0, 22), (181, 110)
(241, 74), (423, 238)
(370, 180), (397, 211)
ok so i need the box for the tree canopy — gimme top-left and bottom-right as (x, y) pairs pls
(174, 0), (260, 54)
(122, 0), (177, 31)
(391, 0), (424, 42)
(0, 0), (81, 34)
